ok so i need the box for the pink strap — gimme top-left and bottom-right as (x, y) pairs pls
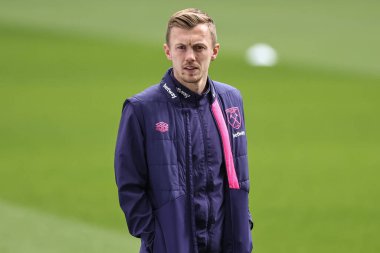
(211, 100), (240, 189)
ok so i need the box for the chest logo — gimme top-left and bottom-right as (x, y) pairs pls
(225, 107), (242, 129)
(155, 122), (169, 133)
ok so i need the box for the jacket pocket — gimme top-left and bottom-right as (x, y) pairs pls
(153, 194), (193, 253)
(228, 189), (253, 253)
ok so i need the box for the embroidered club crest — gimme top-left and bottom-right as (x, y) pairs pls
(225, 107), (242, 129)
(155, 122), (169, 133)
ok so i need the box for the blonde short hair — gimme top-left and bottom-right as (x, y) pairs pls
(166, 8), (217, 46)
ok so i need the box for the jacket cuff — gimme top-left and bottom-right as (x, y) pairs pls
(248, 210), (254, 230)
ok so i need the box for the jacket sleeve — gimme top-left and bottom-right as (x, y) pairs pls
(240, 92), (254, 231)
(114, 100), (154, 250)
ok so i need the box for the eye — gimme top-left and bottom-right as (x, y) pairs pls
(194, 45), (206, 52)
(176, 45), (186, 50)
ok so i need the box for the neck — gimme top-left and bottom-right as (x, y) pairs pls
(172, 72), (208, 95)
(183, 81), (207, 95)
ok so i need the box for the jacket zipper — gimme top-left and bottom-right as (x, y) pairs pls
(197, 107), (213, 252)
(184, 110), (198, 253)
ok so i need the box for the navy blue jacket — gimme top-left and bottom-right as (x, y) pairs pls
(115, 69), (253, 253)
(169, 74), (226, 253)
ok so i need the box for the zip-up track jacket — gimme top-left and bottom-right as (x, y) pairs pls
(115, 69), (253, 253)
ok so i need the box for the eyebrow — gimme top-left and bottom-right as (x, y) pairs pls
(174, 42), (207, 47)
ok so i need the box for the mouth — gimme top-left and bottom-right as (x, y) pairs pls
(183, 66), (199, 73)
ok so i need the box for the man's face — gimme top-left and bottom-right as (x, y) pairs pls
(164, 24), (220, 92)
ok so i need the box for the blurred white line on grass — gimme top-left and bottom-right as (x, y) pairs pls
(0, 200), (139, 253)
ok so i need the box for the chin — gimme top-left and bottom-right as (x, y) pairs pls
(184, 77), (201, 84)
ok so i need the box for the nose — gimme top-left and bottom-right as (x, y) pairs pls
(185, 48), (195, 62)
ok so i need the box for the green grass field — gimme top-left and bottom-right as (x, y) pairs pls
(1, 0), (379, 252)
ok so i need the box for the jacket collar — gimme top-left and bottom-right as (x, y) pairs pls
(160, 68), (217, 105)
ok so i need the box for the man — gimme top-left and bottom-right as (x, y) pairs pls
(115, 8), (253, 253)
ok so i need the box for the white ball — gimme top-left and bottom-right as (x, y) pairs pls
(246, 43), (278, 66)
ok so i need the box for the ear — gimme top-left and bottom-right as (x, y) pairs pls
(211, 43), (220, 61)
(164, 43), (172, 60)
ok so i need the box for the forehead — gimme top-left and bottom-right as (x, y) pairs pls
(169, 24), (213, 45)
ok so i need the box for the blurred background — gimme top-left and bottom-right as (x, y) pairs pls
(1, 0), (379, 252)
